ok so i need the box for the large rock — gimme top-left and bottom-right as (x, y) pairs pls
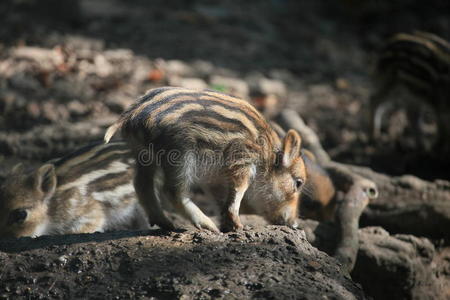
(294, 218), (446, 300)
(350, 165), (450, 239)
(209, 75), (250, 99)
(0, 227), (366, 300)
(353, 227), (445, 300)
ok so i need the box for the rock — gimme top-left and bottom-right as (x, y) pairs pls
(353, 227), (445, 300)
(191, 60), (215, 78)
(8, 73), (41, 92)
(67, 100), (89, 117)
(245, 73), (287, 117)
(241, 214), (447, 299)
(104, 94), (135, 114)
(51, 78), (95, 101)
(245, 72), (265, 91)
(0, 227), (366, 299)
(168, 77), (208, 90)
(209, 75), (250, 99)
(163, 60), (196, 77)
(269, 69), (298, 87)
(41, 101), (70, 122)
(258, 78), (287, 98)
(0, 119), (115, 160)
(60, 35), (105, 53)
(129, 58), (153, 83)
(11, 46), (64, 71)
(350, 165), (450, 239)
(246, 73), (287, 97)
(275, 109), (450, 239)
(93, 54), (113, 77)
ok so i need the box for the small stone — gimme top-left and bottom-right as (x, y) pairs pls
(258, 78), (286, 98)
(68, 100), (88, 116)
(105, 94), (135, 113)
(191, 60), (214, 78)
(168, 77), (208, 90)
(94, 54), (113, 77)
(164, 60), (195, 77)
(9, 73), (41, 91)
(209, 75), (249, 99)
(57, 255), (68, 265)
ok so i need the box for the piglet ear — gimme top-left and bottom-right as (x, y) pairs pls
(34, 164), (57, 202)
(281, 130), (302, 168)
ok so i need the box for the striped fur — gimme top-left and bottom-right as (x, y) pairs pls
(375, 31), (450, 98)
(0, 141), (149, 238)
(105, 87), (307, 232)
(370, 31), (450, 152)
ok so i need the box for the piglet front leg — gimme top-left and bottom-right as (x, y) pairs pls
(221, 169), (251, 232)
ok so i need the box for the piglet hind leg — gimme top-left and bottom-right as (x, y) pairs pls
(180, 196), (220, 233)
(134, 164), (175, 230)
(165, 188), (220, 233)
(220, 168), (251, 232)
(161, 173), (220, 233)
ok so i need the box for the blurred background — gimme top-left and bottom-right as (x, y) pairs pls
(0, 0), (449, 179)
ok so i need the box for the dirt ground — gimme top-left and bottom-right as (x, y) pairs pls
(0, 225), (366, 300)
(0, 0), (449, 299)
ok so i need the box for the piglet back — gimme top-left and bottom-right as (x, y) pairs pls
(105, 87), (281, 156)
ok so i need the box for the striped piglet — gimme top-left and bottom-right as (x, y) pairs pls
(105, 87), (307, 232)
(0, 141), (148, 238)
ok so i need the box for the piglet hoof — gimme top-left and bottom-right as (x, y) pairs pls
(289, 220), (299, 229)
(221, 218), (244, 232)
(151, 219), (176, 231)
(193, 217), (221, 233)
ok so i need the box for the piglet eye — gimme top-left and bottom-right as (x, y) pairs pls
(7, 209), (28, 226)
(295, 178), (304, 190)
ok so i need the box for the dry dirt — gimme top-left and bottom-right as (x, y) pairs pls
(0, 226), (365, 300)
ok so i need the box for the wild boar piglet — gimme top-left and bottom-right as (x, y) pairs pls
(105, 87), (307, 232)
(0, 142), (148, 238)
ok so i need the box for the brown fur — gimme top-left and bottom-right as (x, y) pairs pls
(105, 87), (306, 232)
(299, 150), (336, 222)
(0, 141), (148, 238)
(250, 123), (335, 223)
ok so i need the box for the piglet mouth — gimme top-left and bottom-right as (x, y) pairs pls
(266, 198), (299, 228)
(287, 219), (299, 229)
(268, 214), (298, 228)
(281, 219), (299, 229)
